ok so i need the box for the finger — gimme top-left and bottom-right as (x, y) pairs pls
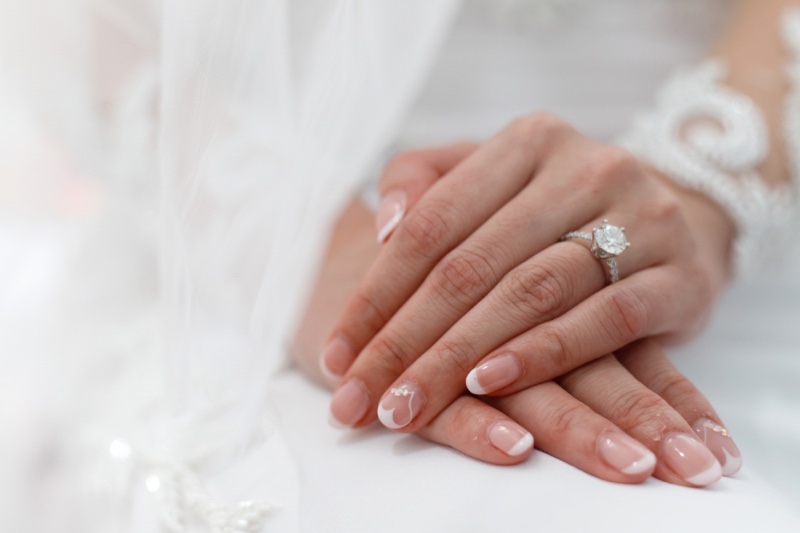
(363, 223), (670, 432)
(323, 113), (570, 379)
(337, 139), (686, 428)
(417, 395), (534, 465)
(490, 381), (657, 483)
(375, 142), (479, 243)
(365, 211), (676, 432)
(616, 343), (743, 476)
(559, 350), (722, 487)
(467, 264), (704, 395)
(344, 242), (597, 430)
(320, 143), (478, 379)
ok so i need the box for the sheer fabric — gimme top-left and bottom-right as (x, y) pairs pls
(1, 1), (459, 530)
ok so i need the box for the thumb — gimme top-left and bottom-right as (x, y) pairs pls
(375, 141), (478, 243)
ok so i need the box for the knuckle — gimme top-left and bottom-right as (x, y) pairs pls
(605, 287), (649, 342)
(444, 400), (484, 440)
(656, 371), (699, 404)
(397, 202), (452, 259)
(443, 402), (473, 439)
(431, 336), (480, 376)
(584, 146), (640, 187)
(346, 290), (389, 335)
(501, 262), (569, 321)
(647, 193), (684, 225)
(608, 391), (667, 431)
(433, 248), (497, 308)
(544, 401), (587, 440)
(368, 335), (412, 378)
(536, 325), (572, 372)
(509, 112), (567, 141)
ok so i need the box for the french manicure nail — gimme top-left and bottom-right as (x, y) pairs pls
(488, 421), (534, 457)
(329, 378), (370, 428)
(661, 432), (722, 487)
(693, 418), (742, 476)
(375, 190), (407, 243)
(597, 431), (656, 476)
(377, 382), (424, 429)
(466, 354), (522, 395)
(319, 336), (353, 380)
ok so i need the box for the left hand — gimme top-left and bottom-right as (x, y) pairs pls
(322, 113), (733, 434)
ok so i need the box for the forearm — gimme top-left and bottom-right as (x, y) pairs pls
(713, 0), (797, 187)
(625, 0), (800, 286)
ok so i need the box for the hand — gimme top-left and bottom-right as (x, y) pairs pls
(293, 193), (740, 487)
(417, 340), (738, 486)
(324, 113), (731, 436)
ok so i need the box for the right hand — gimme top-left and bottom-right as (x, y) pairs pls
(413, 339), (739, 487)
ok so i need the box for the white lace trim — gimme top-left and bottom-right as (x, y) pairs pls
(620, 10), (800, 278)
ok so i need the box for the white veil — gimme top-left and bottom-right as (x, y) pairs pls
(0, 1), (460, 531)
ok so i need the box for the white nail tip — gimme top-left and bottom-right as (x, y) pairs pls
(377, 404), (404, 429)
(465, 369), (487, 395)
(377, 210), (404, 243)
(319, 357), (340, 382)
(685, 460), (723, 486)
(506, 433), (534, 456)
(721, 447), (743, 476)
(327, 411), (347, 430)
(620, 451), (657, 475)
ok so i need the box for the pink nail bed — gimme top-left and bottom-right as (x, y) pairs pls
(329, 378), (370, 428)
(375, 190), (407, 243)
(488, 421), (534, 457)
(661, 432), (722, 487)
(693, 418), (742, 476)
(597, 431), (656, 476)
(319, 336), (353, 380)
(466, 354), (522, 395)
(377, 382), (424, 429)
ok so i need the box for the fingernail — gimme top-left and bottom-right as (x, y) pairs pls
(329, 378), (370, 428)
(377, 382), (424, 429)
(466, 354), (522, 395)
(597, 431), (656, 476)
(661, 432), (722, 487)
(375, 190), (406, 243)
(693, 418), (742, 476)
(319, 336), (353, 380)
(488, 421), (534, 457)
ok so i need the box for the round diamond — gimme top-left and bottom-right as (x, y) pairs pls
(594, 223), (628, 256)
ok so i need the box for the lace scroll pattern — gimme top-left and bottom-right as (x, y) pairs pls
(620, 10), (800, 279)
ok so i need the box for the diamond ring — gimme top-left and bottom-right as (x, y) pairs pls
(560, 220), (630, 283)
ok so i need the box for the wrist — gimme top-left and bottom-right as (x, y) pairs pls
(648, 168), (736, 293)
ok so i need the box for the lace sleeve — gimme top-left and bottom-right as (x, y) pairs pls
(620, 6), (800, 279)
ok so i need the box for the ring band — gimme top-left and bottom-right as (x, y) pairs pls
(560, 219), (630, 283)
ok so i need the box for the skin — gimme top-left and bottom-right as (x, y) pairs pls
(293, 149), (732, 486)
(294, 0), (797, 486)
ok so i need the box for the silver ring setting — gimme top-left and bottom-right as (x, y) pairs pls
(560, 220), (630, 283)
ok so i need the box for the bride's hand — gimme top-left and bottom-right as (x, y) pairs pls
(293, 195), (739, 486)
(324, 114), (733, 436)
(417, 339), (736, 487)
(293, 189), (739, 486)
